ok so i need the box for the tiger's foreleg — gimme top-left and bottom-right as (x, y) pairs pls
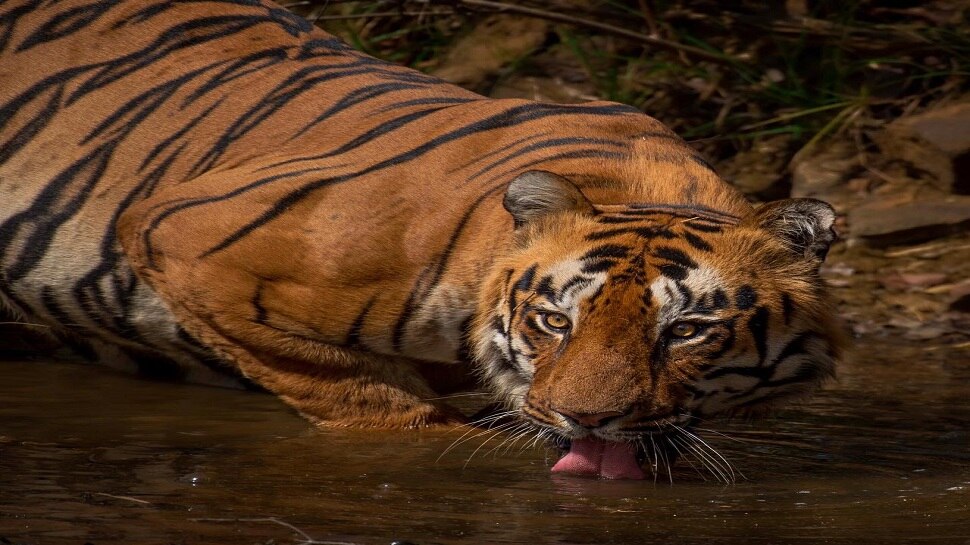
(115, 167), (468, 428)
(200, 333), (469, 428)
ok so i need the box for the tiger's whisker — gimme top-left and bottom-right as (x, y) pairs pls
(666, 435), (707, 482)
(438, 414), (518, 461)
(675, 435), (729, 484)
(678, 427), (742, 482)
(420, 392), (491, 402)
(0, 321), (52, 328)
(655, 436), (674, 485)
(693, 426), (748, 444)
(463, 421), (521, 468)
(484, 423), (531, 458)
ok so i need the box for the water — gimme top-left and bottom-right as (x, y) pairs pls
(1, 338), (968, 544)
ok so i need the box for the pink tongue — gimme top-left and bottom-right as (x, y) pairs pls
(551, 438), (645, 480)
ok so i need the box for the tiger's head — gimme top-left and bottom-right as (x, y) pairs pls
(472, 170), (844, 474)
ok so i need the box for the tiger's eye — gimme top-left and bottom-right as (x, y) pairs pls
(670, 322), (698, 338)
(542, 312), (571, 332)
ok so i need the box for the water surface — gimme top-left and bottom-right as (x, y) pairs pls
(1, 338), (968, 544)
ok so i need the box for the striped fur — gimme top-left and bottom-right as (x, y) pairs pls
(0, 0), (843, 433)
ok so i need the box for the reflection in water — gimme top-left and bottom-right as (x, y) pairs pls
(1, 338), (968, 544)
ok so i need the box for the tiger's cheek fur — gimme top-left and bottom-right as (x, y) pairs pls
(654, 238), (841, 418)
(471, 223), (615, 409)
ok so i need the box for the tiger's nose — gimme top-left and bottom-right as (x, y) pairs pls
(556, 409), (628, 429)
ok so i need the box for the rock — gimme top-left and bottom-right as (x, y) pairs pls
(950, 279), (970, 312)
(903, 324), (950, 340)
(821, 262), (855, 277)
(790, 140), (860, 199)
(490, 75), (595, 103)
(430, 15), (548, 90)
(952, 293), (970, 313)
(848, 195), (970, 246)
(718, 136), (792, 199)
(879, 272), (948, 290)
(873, 100), (970, 194)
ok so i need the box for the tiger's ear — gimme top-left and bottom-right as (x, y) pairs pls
(503, 170), (594, 228)
(745, 198), (837, 264)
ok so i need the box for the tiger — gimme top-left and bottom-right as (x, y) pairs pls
(0, 0), (844, 479)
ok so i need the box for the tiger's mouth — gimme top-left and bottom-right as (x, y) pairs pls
(550, 428), (684, 480)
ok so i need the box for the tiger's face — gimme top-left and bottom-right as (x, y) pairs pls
(473, 171), (843, 448)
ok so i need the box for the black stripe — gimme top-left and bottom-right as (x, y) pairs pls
(704, 363), (773, 382)
(658, 264), (688, 281)
(706, 320), (736, 360)
(3, 64), (221, 285)
(586, 226), (678, 242)
(713, 288), (728, 309)
(451, 131), (549, 173)
(0, 1), (39, 53)
(346, 297), (376, 348)
(513, 265), (538, 296)
(291, 81), (431, 139)
(16, 0), (117, 52)
(654, 246), (698, 269)
(768, 332), (814, 369)
(252, 283), (268, 324)
(482, 148), (627, 186)
(641, 286), (653, 307)
(40, 286), (75, 331)
(581, 244), (630, 261)
(0, 146), (112, 283)
(682, 222), (723, 233)
(0, 66), (92, 164)
(372, 96), (478, 115)
(140, 98), (224, 172)
(682, 231), (713, 252)
(467, 136), (627, 181)
(182, 47), (292, 107)
(263, 104), (460, 171)
(68, 15), (292, 105)
(491, 315), (506, 336)
(82, 62), (220, 145)
(747, 306), (770, 365)
(674, 281), (694, 310)
(735, 285), (757, 310)
(176, 325), (209, 353)
(618, 203), (740, 222)
(781, 294), (795, 325)
(534, 275), (555, 301)
(557, 275), (592, 302)
(595, 216), (648, 224)
(581, 259), (616, 274)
